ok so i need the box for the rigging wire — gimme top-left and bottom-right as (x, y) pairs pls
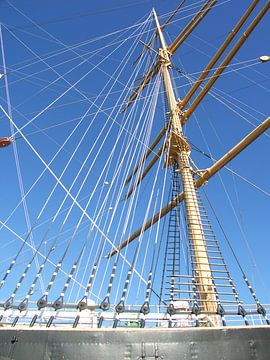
(0, 22), (153, 235)
(3, 23), (143, 137)
(2, 3), (154, 70)
(2, 43), (167, 262)
(119, 77), (166, 306)
(0, 26), (45, 291)
(0, 29), (137, 103)
(1, 17), (154, 77)
(190, 142), (270, 198)
(1, 0), (230, 76)
(5, 55), (267, 132)
(110, 53), (161, 305)
(0, 97), (151, 298)
(21, 15), (154, 306)
(34, 15), (159, 306)
(5, 0), (157, 32)
(61, 44), (156, 306)
(73, 99), (145, 303)
(0, 219), (91, 294)
(97, 53), (162, 303)
(1, 57), (169, 300)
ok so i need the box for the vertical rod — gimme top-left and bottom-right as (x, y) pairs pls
(153, 9), (219, 325)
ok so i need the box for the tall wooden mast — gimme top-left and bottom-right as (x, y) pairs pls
(106, 1), (270, 327)
(152, 9), (219, 325)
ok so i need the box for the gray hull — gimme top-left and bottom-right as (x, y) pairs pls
(0, 326), (270, 359)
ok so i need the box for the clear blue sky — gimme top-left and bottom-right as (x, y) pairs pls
(0, 0), (269, 315)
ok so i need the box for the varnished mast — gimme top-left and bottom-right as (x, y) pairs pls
(108, 1), (269, 258)
(107, 1), (270, 328)
(152, 9), (219, 325)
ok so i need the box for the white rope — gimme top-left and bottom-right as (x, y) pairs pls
(1, 0), (204, 73)
(55, 13), (152, 228)
(113, 70), (162, 302)
(44, 19), (150, 288)
(0, 14), (153, 304)
(6, 23), (143, 137)
(0, 75), (164, 239)
(0, 26), (45, 293)
(0, 219), (92, 294)
(224, 167), (270, 197)
(0, 105), (150, 288)
(95, 45), (161, 300)
(3, 0), (231, 79)
(4, 31), (136, 109)
(94, 35), (160, 299)
(2, 8), (151, 71)
(0, 20), (153, 232)
(71, 62), (156, 302)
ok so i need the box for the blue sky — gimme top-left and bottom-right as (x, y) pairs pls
(0, 0), (269, 316)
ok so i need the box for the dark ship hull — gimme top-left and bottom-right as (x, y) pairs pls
(1, 326), (270, 360)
